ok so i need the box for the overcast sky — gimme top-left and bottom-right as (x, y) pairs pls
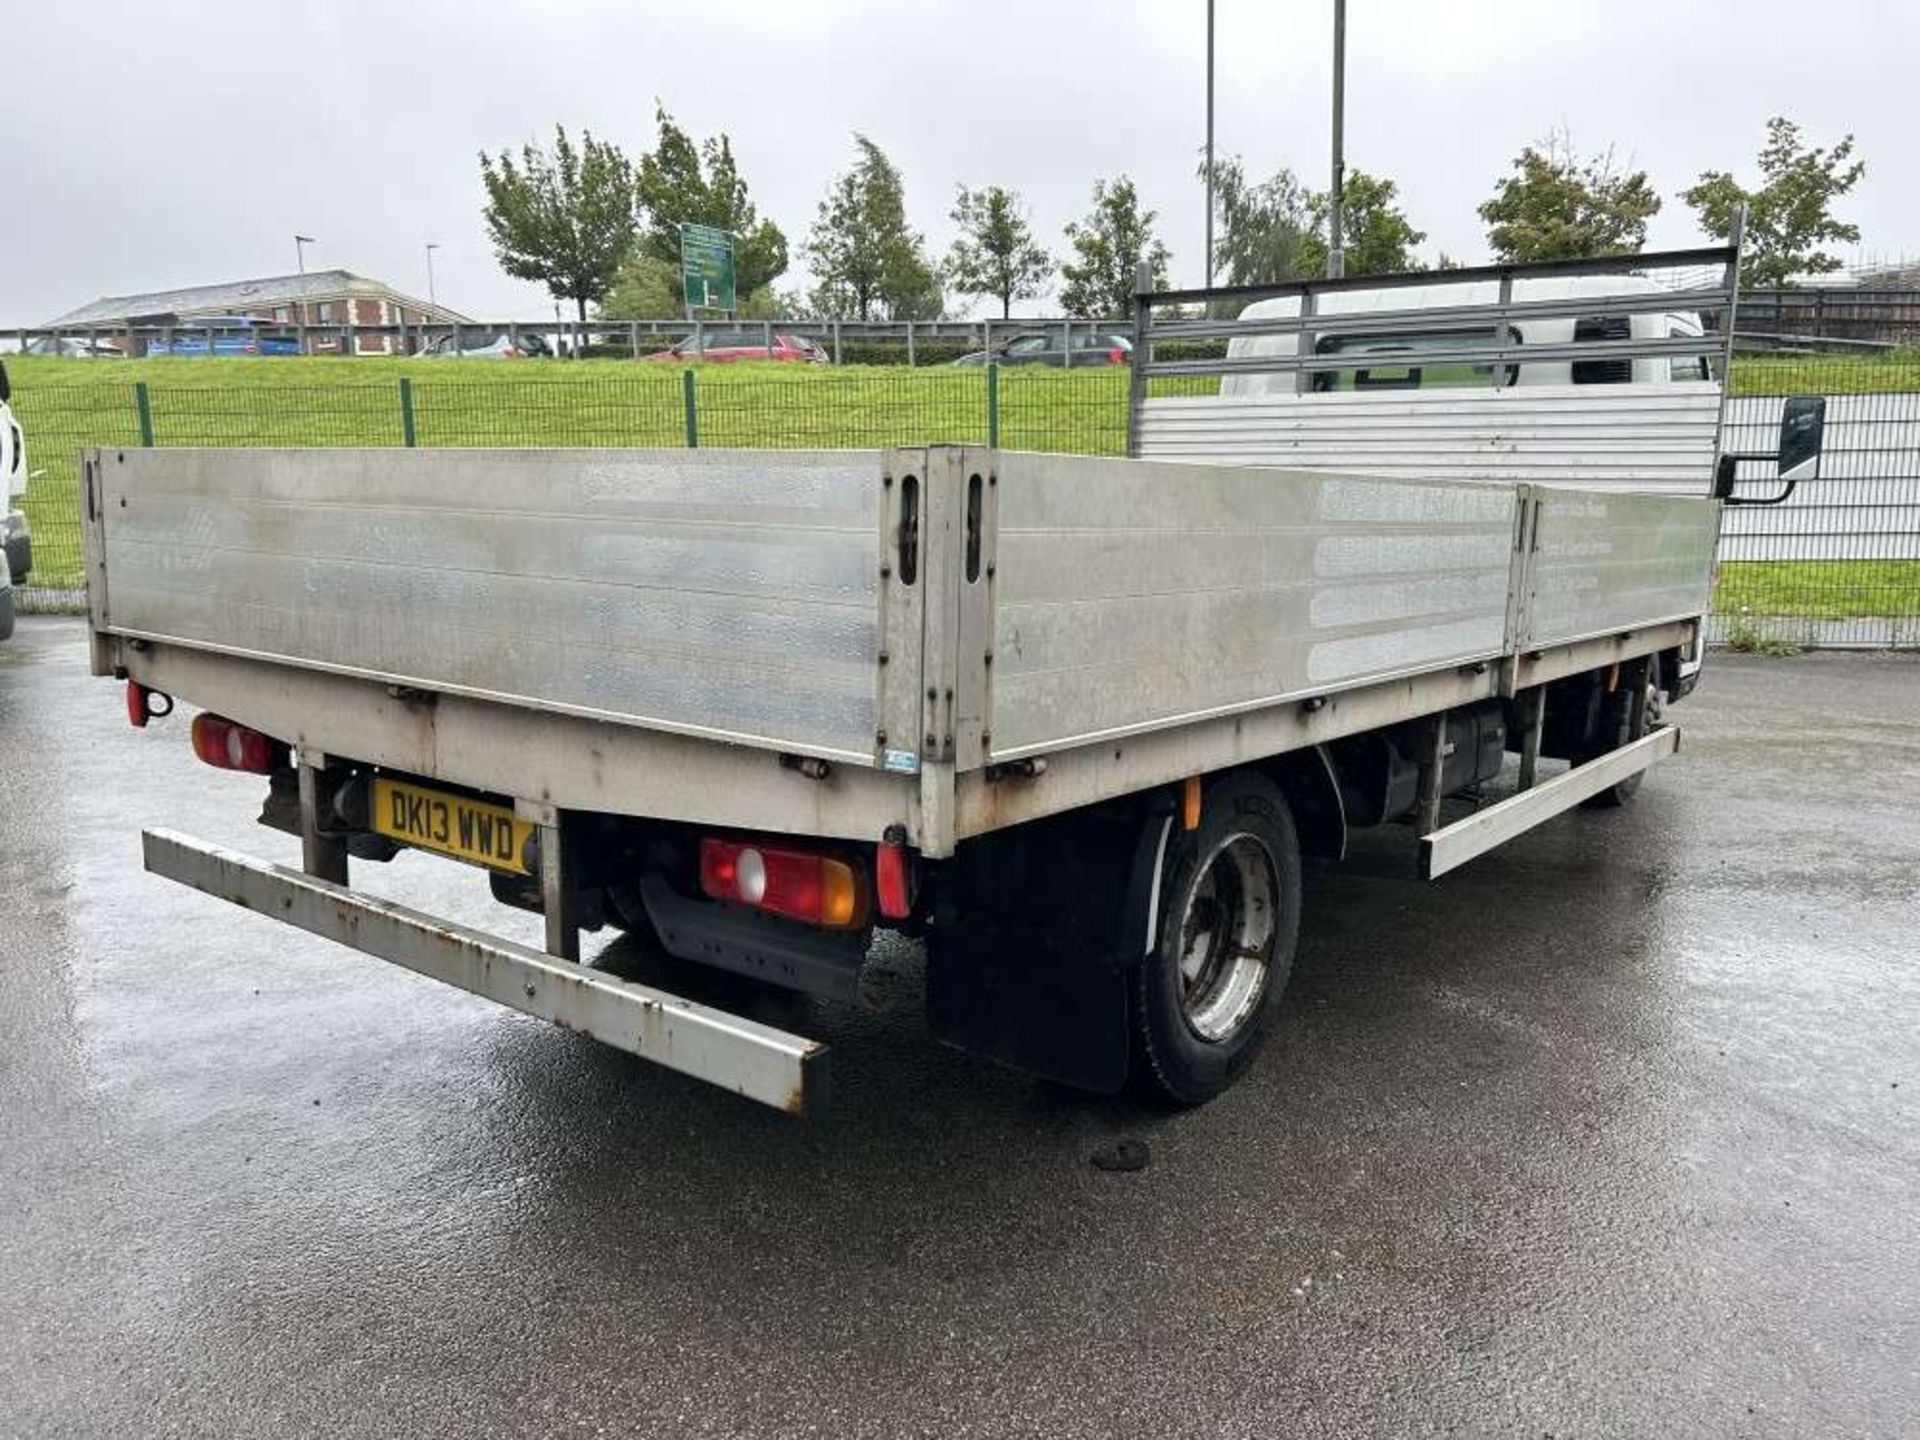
(4, 0), (1912, 322)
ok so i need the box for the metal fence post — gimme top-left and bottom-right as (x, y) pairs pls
(682, 369), (699, 448)
(135, 382), (154, 446)
(831, 320), (841, 366)
(399, 377), (416, 447)
(628, 320), (640, 359)
(986, 363), (999, 449)
(1061, 319), (1072, 370)
(906, 320), (916, 368)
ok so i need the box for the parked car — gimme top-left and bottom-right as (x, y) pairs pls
(0, 360), (29, 586)
(21, 336), (125, 359)
(643, 330), (829, 364)
(952, 331), (1133, 367)
(146, 318), (303, 357)
(420, 330), (555, 359)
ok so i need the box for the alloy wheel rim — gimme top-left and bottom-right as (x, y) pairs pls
(1175, 831), (1280, 1042)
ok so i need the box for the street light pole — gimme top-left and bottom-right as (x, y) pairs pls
(425, 243), (439, 308)
(1204, 0), (1215, 289)
(1327, 0), (1347, 278)
(295, 234), (316, 275)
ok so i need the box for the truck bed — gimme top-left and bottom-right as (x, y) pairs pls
(84, 444), (1717, 855)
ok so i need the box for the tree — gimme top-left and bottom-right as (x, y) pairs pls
(1058, 177), (1171, 318)
(804, 135), (943, 320)
(1681, 117), (1865, 288)
(634, 106), (788, 301)
(1477, 129), (1660, 262)
(1301, 169), (1427, 277)
(1200, 155), (1426, 287)
(479, 126), (636, 323)
(944, 185), (1050, 319)
(1200, 155), (1313, 287)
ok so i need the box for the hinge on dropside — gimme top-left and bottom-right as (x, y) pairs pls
(922, 685), (955, 763)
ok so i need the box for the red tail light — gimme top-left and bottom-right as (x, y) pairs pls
(126, 681), (174, 727)
(699, 838), (866, 930)
(875, 838), (914, 920)
(190, 713), (283, 774)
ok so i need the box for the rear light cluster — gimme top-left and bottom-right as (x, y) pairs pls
(189, 713), (286, 774)
(699, 838), (867, 930)
(875, 839), (913, 920)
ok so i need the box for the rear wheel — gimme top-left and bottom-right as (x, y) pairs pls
(1582, 667), (1662, 809)
(1133, 775), (1301, 1105)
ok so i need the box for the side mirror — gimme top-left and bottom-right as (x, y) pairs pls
(1714, 393), (1825, 507)
(0, 360), (10, 403)
(1777, 394), (1826, 482)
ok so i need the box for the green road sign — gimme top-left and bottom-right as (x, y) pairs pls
(680, 222), (736, 311)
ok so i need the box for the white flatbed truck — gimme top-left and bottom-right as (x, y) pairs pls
(86, 240), (1824, 1115)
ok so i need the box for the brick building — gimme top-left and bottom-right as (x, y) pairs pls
(43, 271), (470, 354)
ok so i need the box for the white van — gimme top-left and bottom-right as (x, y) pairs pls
(1224, 273), (1710, 395)
(0, 360), (31, 602)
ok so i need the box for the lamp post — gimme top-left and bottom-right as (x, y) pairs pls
(1326, 0), (1347, 278)
(295, 234), (316, 275)
(1204, 0), (1215, 289)
(425, 243), (439, 308)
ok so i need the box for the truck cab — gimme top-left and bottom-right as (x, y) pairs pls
(1224, 273), (1711, 392)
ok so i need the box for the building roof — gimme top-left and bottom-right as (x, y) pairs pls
(44, 270), (470, 326)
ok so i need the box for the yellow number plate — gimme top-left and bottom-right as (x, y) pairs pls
(371, 777), (533, 874)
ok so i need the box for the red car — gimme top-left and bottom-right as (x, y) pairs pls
(644, 329), (829, 364)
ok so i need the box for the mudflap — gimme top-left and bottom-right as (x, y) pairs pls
(925, 797), (1172, 1094)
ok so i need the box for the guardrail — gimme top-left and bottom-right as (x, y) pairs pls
(4, 316), (1137, 367)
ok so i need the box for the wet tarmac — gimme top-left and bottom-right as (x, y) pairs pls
(2, 616), (1916, 1438)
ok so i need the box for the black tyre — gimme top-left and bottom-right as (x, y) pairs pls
(604, 879), (667, 950)
(1581, 669), (1662, 809)
(1132, 774), (1302, 1105)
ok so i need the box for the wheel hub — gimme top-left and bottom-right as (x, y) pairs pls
(1175, 832), (1279, 1042)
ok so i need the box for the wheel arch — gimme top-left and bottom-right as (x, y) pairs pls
(1254, 745), (1347, 861)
